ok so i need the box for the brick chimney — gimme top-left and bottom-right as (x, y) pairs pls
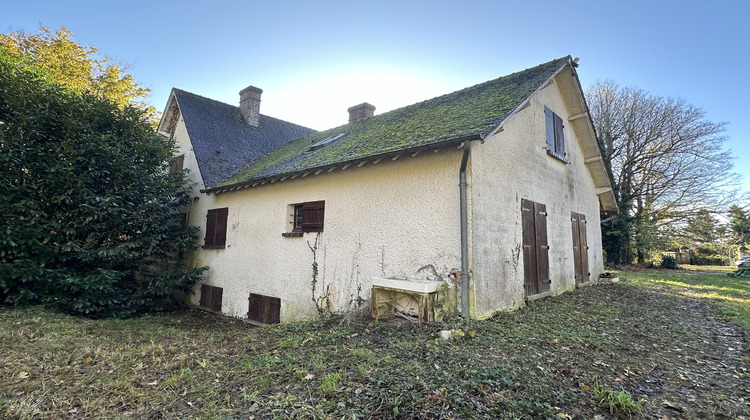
(347, 102), (375, 123)
(239, 85), (263, 127)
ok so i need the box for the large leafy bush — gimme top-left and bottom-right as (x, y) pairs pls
(0, 48), (205, 317)
(659, 255), (679, 269)
(728, 263), (750, 278)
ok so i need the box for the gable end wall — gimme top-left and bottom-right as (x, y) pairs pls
(469, 76), (605, 317)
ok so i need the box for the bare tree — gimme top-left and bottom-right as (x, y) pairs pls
(587, 80), (740, 264)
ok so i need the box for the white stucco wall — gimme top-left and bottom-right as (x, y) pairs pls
(469, 76), (605, 318)
(182, 149), (465, 321)
(169, 74), (608, 322)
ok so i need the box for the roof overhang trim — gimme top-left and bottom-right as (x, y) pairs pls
(156, 89), (179, 136)
(202, 134), (481, 195)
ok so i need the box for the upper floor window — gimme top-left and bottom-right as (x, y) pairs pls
(169, 154), (184, 173)
(203, 207), (228, 248)
(544, 106), (566, 162)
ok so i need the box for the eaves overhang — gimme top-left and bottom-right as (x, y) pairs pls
(201, 134), (482, 195)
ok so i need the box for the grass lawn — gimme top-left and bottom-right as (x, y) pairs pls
(1, 267), (748, 419)
(618, 265), (750, 331)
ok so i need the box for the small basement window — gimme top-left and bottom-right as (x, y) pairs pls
(199, 284), (223, 312)
(292, 201), (325, 233)
(248, 293), (281, 324)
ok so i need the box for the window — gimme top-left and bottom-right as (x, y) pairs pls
(204, 207), (228, 248)
(544, 106), (566, 161)
(521, 199), (550, 296)
(169, 154), (184, 173)
(248, 293), (281, 324)
(293, 201), (325, 232)
(199, 284), (223, 312)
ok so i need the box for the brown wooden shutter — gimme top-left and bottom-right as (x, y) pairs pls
(211, 286), (223, 311)
(570, 213), (583, 283)
(544, 106), (555, 153)
(534, 202), (550, 293)
(200, 285), (223, 311)
(199, 284), (210, 307)
(214, 207), (229, 246)
(267, 296), (281, 324)
(296, 201), (324, 232)
(521, 199), (538, 296)
(169, 154), (184, 173)
(571, 212), (590, 284)
(579, 214), (589, 282)
(553, 113), (565, 157)
(204, 210), (217, 246)
(249, 293), (281, 324)
(248, 293), (261, 322)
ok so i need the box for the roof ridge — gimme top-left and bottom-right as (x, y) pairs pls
(305, 56), (572, 136)
(172, 87), (315, 131)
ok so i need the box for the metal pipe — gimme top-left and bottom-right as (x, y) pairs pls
(459, 141), (472, 318)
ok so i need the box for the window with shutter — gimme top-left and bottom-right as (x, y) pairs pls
(199, 284), (223, 312)
(248, 293), (281, 324)
(521, 199), (551, 297)
(292, 201), (325, 233)
(544, 106), (566, 161)
(203, 207), (229, 248)
(169, 154), (184, 173)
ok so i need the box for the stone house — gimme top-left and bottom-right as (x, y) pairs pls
(157, 56), (617, 323)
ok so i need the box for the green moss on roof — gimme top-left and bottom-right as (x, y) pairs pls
(218, 56), (571, 188)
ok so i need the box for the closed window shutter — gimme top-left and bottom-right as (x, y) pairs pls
(570, 213), (583, 283)
(204, 208), (228, 247)
(553, 113), (565, 157)
(199, 284), (211, 307)
(521, 199), (538, 296)
(249, 293), (281, 324)
(214, 208), (229, 246)
(211, 286), (223, 311)
(579, 214), (589, 282)
(571, 212), (590, 284)
(248, 293), (261, 322)
(544, 106), (555, 153)
(295, 201), (325, 232)
(169, 154), (184, 173)
(200, 284), (223, 311)
(267, 297), (281, 324)
(204, 210), (217, 246)
(534, 202), (550, 293)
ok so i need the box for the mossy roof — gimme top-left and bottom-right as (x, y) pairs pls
(212, 56), (572, 191)
(172, 89), (316, 188)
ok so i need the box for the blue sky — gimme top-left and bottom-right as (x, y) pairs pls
(3, 0), (749, 194)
